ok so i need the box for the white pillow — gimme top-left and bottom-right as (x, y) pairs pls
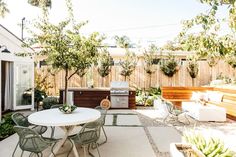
(191, 92), (199, 101)
(207, 91), (223, 103)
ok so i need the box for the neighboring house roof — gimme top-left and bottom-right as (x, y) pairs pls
(0, 24), (34, 55)
(106, 47), (194, 57)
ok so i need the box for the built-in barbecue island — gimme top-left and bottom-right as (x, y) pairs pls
(59, 87), (136, 109)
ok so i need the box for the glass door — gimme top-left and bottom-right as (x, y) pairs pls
(13, 62), (34, 110)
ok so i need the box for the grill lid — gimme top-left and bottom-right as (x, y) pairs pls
(110, 81), (129, 89)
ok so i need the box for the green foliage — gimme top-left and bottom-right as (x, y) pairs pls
(114, 35), (132, 48)
(143, 44), (158, 75)
(97, 48), (113, 78)
(34, 88), (47, 103)
(0, 0), (9, 18)
(42, 96), (59, 109)
(59, 104), (77, 114)
(120, 50), (137, 80)
(26, 0), (104, 103)
(147, 87), (162, 96)
(184, 131), (235, 157)
(225, 52), (236, 68)
(160, 54), (179, 77)
(35, 69), (55, 95)
(0, 113), (15, 139)
(199, 0), (236, 30)
(187, 55), (199, 78)
(135, 87), (161, 106)
(28, 0), (51, 8)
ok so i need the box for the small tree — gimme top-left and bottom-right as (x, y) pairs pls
(187, 55), (199, 86)
(120, 50), (137, 81)
(26, 0), (103, 103)
(97, 48), (113, 87)
(160, 54), (179, 77)
(114, 35), (132, 48)
(46, 23), (102, 102)
(143, 44), (158, 88)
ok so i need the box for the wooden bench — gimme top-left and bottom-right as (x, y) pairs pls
(161, 87), (214, 109)
(161, 86), (236, 120)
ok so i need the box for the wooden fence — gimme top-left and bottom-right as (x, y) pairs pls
(36, 60), (236, 96)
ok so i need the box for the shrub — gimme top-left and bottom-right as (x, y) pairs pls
(42, 96), (59, 109)
(160, 54), (179, 77)
(0, 113), (15, 140)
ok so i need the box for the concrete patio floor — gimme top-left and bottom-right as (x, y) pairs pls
(0, 108), (236, 157)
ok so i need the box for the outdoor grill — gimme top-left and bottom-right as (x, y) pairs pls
(110, 81), (129, 108)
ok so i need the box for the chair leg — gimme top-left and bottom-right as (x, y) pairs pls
(12, 142), (19, 157)
(83, 146), (87, 157)
(50, 126), (55, 138)
(20, 150), (24, 157)
(101, 126), (107, 144)
(95, 143), (101, 157)
(88, 144), (95, 157)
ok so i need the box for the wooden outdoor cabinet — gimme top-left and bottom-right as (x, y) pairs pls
(59, 88), (136, 109)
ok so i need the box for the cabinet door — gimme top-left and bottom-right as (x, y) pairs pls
(13, 62), (34, 110)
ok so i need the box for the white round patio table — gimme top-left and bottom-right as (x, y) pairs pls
(28, 107), (101, 157)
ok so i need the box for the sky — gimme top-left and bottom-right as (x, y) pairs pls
(0, 0), (230, 47)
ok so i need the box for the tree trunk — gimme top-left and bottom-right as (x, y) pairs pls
(80, 77), (83, 87)
(64, 69), (69, 104)
(149, 73), (152, 88)
(101, 76), (104, 87)
(192, 78), (195, 87)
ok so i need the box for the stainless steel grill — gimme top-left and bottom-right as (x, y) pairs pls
(110, 82), (129, 108)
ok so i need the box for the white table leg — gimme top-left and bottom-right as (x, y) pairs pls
(49, 126), (79, 157)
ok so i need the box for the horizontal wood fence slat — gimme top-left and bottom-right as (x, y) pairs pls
(36, 60), (236, 96)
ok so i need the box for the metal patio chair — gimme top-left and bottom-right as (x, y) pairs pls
(163, 101), (190, 125)
(13, 126), (58, 157)
(11, 113), (47, 135)
(94, 106), (108, 145)
(69, 119), (102, 157)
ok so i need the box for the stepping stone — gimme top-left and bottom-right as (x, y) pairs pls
(148, 127), (181, 152)
(117, 115), (141, 126)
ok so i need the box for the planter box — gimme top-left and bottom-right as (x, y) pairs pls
(170, 143), (205, 157)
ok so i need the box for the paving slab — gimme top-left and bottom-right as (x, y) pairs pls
(105, 114), (113, 125)
(136, 109), (167, 119)
(148, 127), (181, 153)
(97, 127), (156, 157)
(107, 109), (136, 114)
(117, 115), (142, 126)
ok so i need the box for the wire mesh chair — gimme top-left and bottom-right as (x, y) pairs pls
(11, 113), (47, 135)
(94, 106), (107, 145)
(163, 101), (190, 125)
(13, 126), (58, 157)
(69, 119), (102, 157)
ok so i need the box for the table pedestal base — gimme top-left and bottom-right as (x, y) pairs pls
(49, 126), (79, 157)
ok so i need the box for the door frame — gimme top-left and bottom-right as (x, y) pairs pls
(13, 61), (34, 110)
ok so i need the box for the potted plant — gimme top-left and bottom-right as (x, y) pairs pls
(170, 131), (236, 157)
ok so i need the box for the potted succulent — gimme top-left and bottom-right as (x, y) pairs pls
(59, 104), (77, 114)
(170, 131), (236, 157)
